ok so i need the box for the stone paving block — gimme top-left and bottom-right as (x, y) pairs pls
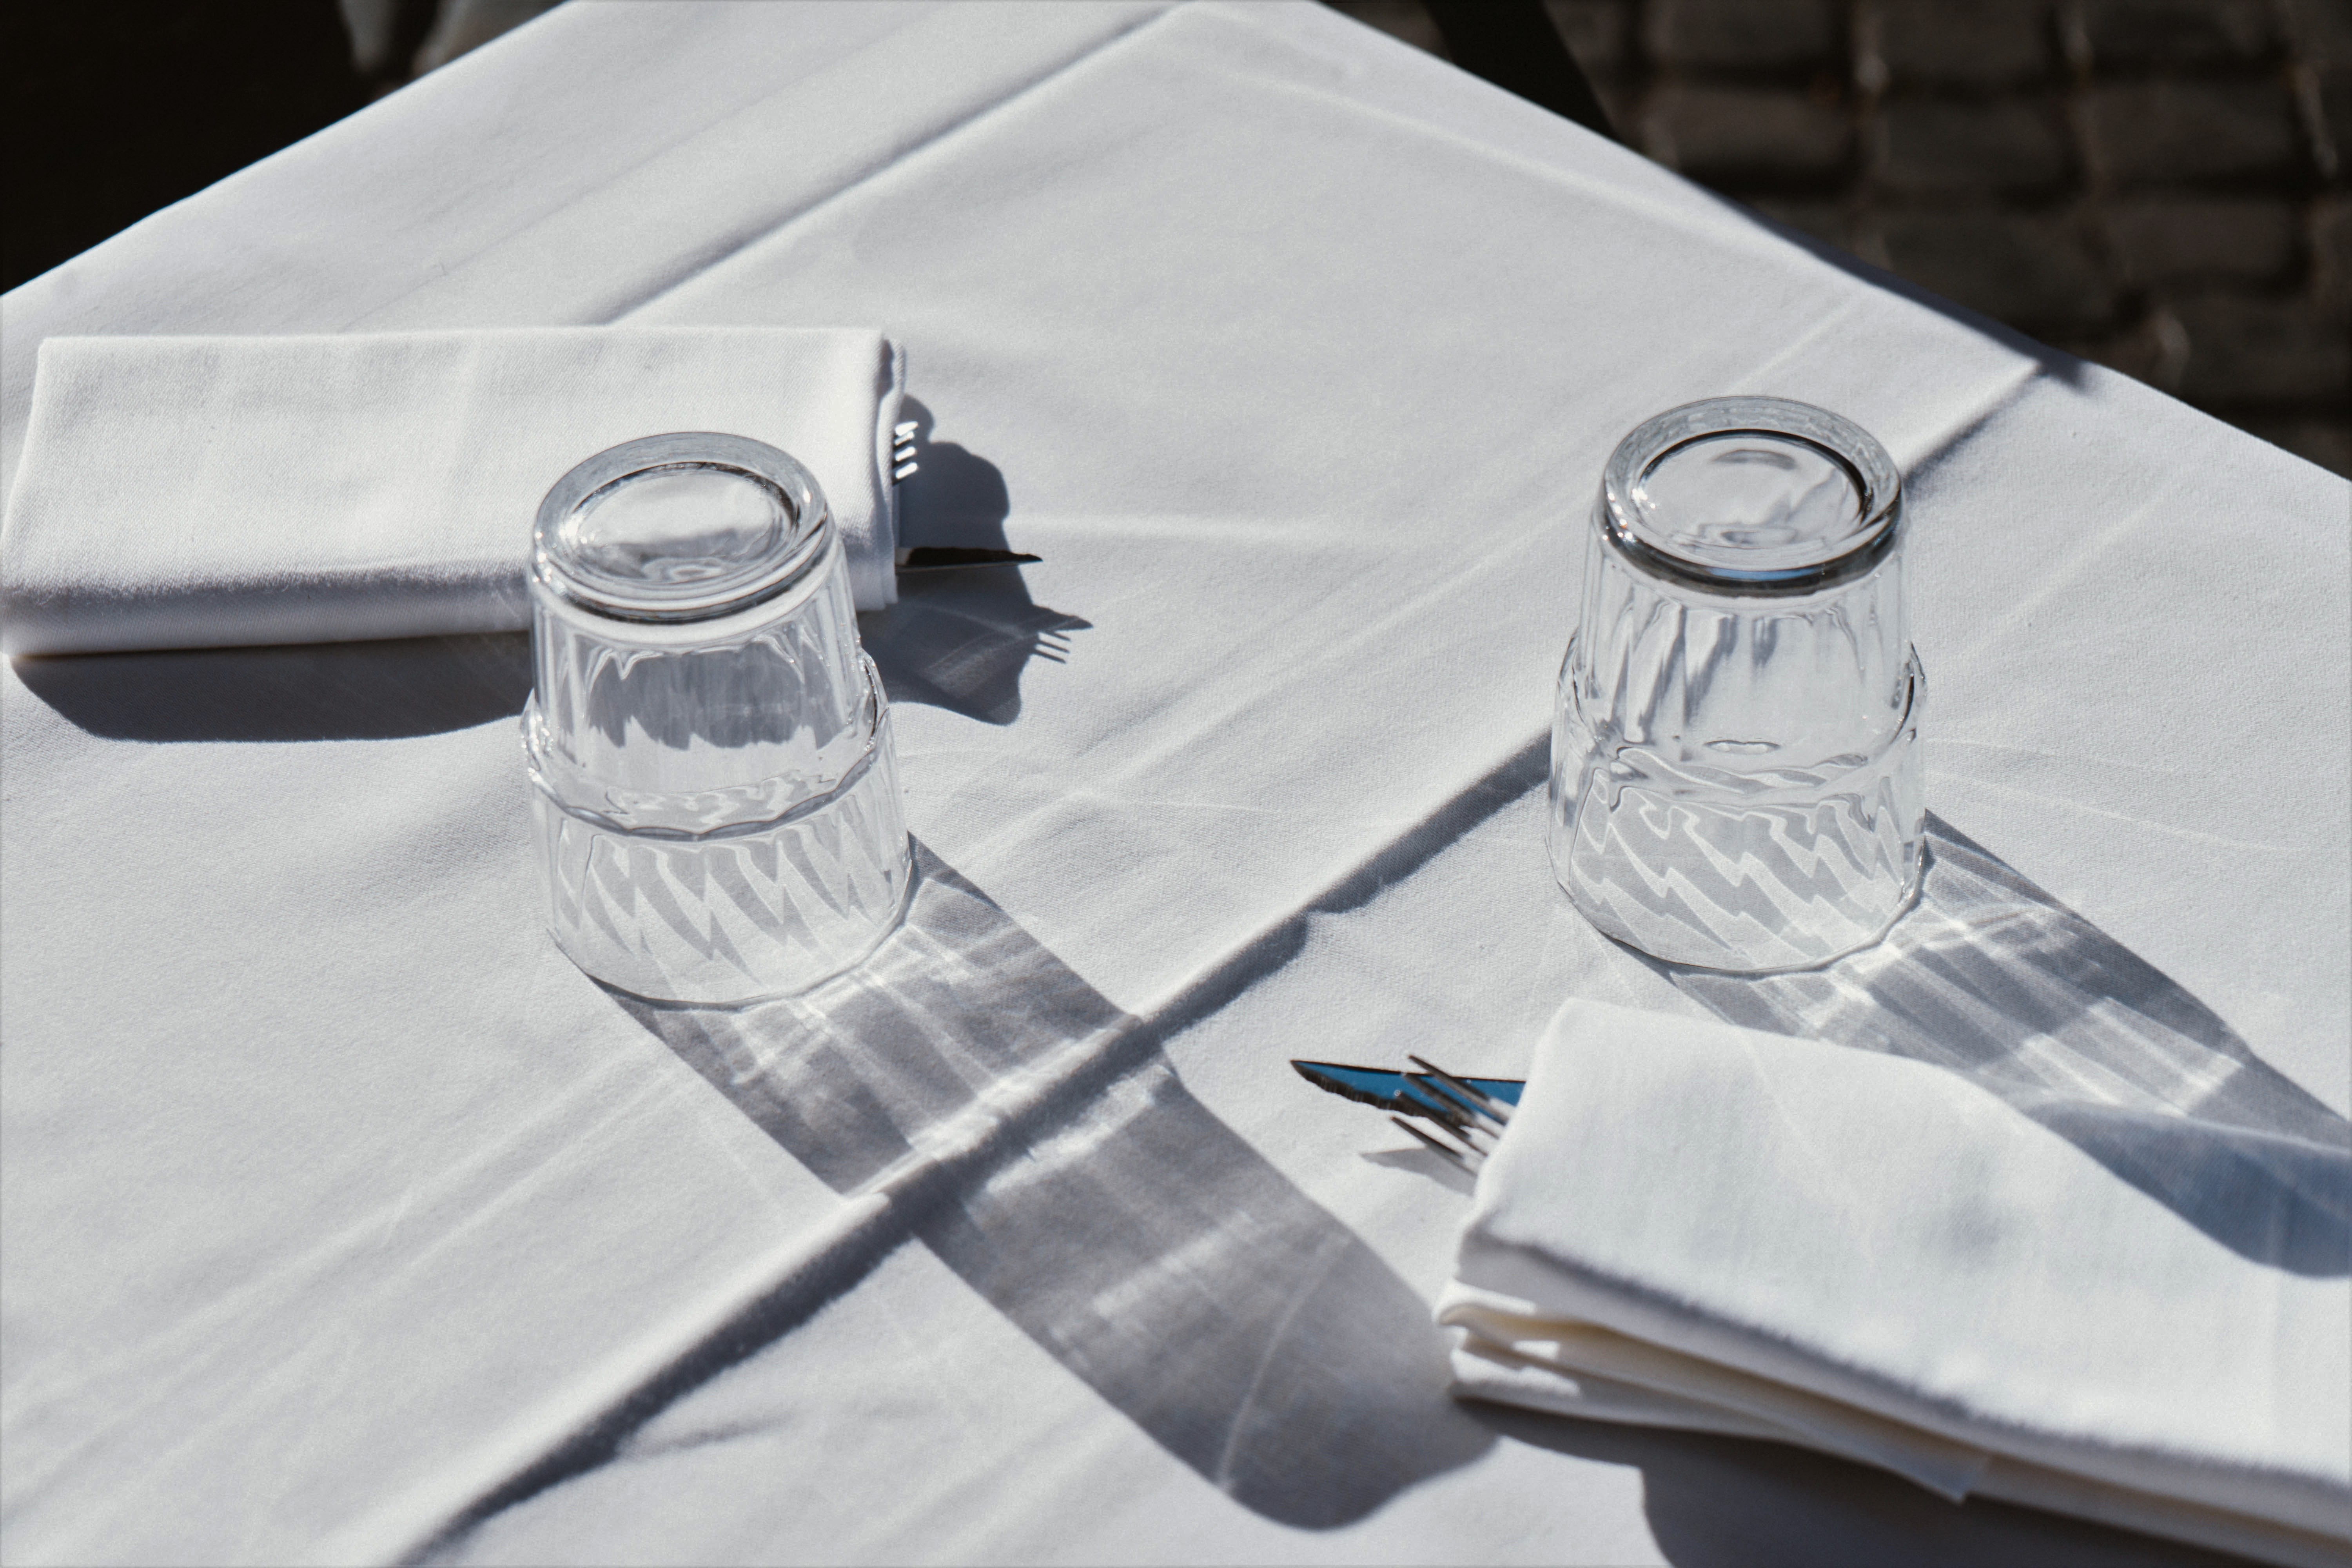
(2295, 66), (2343, 182)
(2313, 196), (2352, 316)
(2171, 293), (2352, 401)
(2103, 197), (2298, 285)
(1748, 198), (1851, 249)
(1874, 209), (2113, 329)
(2319, 67), (2352, 162)
(1543, 0), (1633, 79)
(1865, 0), (2056, 90)
(2063, 312), (2189, 389)
(1643, 0), (1841, 73)
(2068, 0), (2276, 69)
(413, 0), (561, 75)
(2085, 81), (2304, 184)
(1325, 0), (1449, 58)
(1595, 79), (1642, 134)
(338, 0), (403, 78)
(2285, 0), (2352, 67)
(1875, 99), (2071, 194)
(1641, 85), (1851, 182)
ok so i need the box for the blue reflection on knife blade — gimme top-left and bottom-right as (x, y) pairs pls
(1290, 1060), (1524, 1119)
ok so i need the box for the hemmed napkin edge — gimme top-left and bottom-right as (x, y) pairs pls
(0, 327), (906, 656)
(863, 339), (906, 615)
(1441, 996), (2352, 1553)
(1444, 1310), (2352, 1568)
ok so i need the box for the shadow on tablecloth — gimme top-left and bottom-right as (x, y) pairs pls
(1651, 813), (2352, 1279)
(9, 396), (1083, 740)
(1472, 1402), (2252, 1568)
(582, 846), (1490, 1530)
(859, 397), (1091, 728)
(9, 632), (534, 742)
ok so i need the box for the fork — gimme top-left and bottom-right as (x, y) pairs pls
(1291, 1054), (1518, 1174)
(1388, 1056), (1512, 1172)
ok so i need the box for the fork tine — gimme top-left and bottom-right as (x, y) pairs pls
(1412, 1108), (1487, 1158)
(1397, 1076), (1470, 1123)
(1390, 1114), (1478, 1173)
(1409, 1073), (1497, 1130)
(1396, 1081), (1498, 1148)
(1409, 1056), (1512, 1125)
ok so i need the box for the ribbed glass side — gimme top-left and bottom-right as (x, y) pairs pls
(529, 553), (871, 831)
(530, 703), (911, 1004)
(1550, 521), (1925, 972)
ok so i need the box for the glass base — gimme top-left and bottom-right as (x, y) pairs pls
(532, 716), (912, 1005)
(1550, 669), (1925, 975)
(1555, 819), (1923, 974)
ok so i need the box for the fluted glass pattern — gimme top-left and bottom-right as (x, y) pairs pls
(530, 706), (910, 1004)
(528, 556), (872, 832)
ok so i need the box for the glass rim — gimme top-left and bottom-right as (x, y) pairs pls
(1597, 397), (1902, 596)
(532, 432), (834, 623)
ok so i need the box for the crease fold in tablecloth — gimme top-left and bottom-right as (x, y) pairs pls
(6, 2), (2345, 1565)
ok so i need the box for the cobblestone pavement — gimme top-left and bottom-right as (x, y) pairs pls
(1336, 0), (2352, 476)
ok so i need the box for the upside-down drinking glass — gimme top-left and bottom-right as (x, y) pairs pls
(524, 432), (911, 1004)
(1550, 397), (1924, 972)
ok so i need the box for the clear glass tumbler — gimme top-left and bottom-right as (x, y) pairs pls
(524, 432), (911, 1004)
(1550, 397), (1924, 972)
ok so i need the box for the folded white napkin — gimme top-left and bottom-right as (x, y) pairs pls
(1439, 1000), (2352, 1568)
(0, 328), (905, 655)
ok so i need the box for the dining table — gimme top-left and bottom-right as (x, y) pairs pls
(3, 3), (2345, 1564)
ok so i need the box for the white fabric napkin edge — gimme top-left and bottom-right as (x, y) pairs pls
(1436, 998), (2352, 1568)
(0, 328), (907, 656)
(1445, 1313), (2350, 1568)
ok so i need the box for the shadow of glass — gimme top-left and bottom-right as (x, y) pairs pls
(1654, 813), (2352, 1278)
(9, 632), (532, 742)
(612, 845), (1492, 1528)
(861, 397), (1091, 727)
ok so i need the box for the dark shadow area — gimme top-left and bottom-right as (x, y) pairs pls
(860, 398), (1090, 726)
(1470, 1403), (2248, 1568)
(4, 2), (372, 290)
(888, 398), (1009, 555)
(1360, 1145), (1476, 1196)
(428, 846), (1492, 1554)
(1704, 191), (2098, 396)
(9, 632), (530, 742)
(1425, 0), (1616, 142)
(1652, 813), (2352, 1278)
(860, 579), (1091, 728)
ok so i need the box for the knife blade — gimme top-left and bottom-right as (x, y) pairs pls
(895, 546), (1043, 572)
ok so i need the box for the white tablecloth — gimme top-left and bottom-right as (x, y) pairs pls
(4, 4), (2345, 1564)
